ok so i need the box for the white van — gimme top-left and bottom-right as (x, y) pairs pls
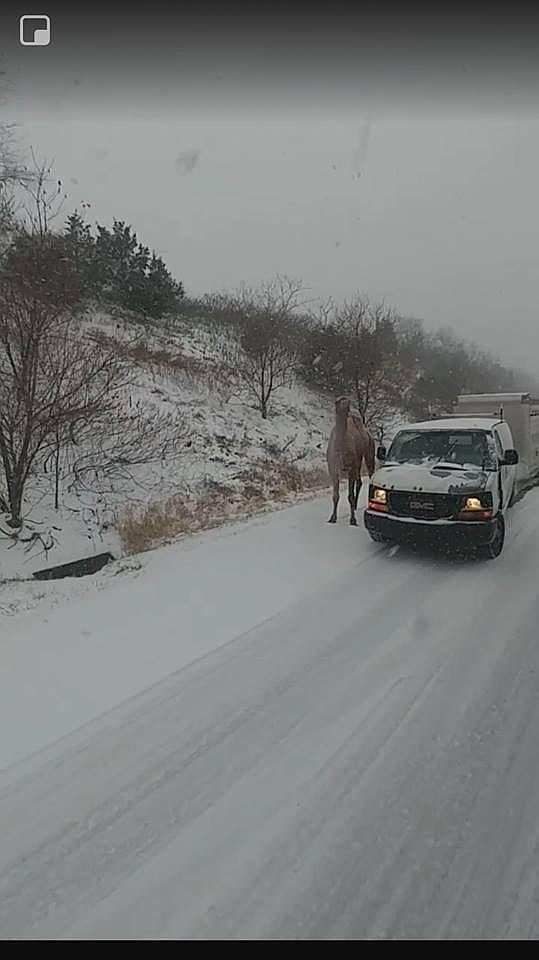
(453, 392), (539, 489)
(364, 416), (518, 559)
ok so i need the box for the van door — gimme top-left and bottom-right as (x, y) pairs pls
(493, 425), (514, 509)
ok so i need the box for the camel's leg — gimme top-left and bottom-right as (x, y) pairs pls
(354, 457), (363, 511)
(348, 475), (358, 525)
(354, 476), (362, 511)
(366, 436), (376, 477)
(328, 474), (339, 523)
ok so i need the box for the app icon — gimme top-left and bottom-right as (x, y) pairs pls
(20, 15), (51, 46)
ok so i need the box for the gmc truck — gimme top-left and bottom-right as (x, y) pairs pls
(364, 393), (539, 560)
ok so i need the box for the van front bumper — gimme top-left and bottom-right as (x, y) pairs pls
(364, 509), (498, 549)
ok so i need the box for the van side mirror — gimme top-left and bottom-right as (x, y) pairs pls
(501, 449), (518, 466)
(377, 445), (387, 461)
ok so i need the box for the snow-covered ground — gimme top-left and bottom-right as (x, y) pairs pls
(2, 485), (539, 938)
(0, 309), (337, 580)
(0, 487), (371, 770)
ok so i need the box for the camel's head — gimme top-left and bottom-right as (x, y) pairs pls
(335, 395), (351, 417)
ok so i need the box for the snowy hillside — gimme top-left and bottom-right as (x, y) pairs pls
(0, 308), (338, 581)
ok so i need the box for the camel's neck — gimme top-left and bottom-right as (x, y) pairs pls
(334, 411), (348, 453)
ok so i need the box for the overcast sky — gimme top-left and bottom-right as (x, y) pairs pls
(2, 5), (539, 376)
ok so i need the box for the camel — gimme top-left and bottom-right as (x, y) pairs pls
(326, 396), (376, 525)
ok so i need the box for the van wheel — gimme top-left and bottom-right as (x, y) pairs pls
(479, 515), (505, 560)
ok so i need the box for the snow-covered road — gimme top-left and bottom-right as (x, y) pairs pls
(2, 488), (539, 938)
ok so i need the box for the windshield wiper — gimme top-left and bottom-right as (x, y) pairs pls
(432, 440), (464, 468)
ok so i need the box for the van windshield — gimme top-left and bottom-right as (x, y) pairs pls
(387, 429), (496, 470)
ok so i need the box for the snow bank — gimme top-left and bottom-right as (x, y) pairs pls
(1, 309), (333, 579)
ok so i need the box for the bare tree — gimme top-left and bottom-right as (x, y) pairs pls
(312, 295), (339, 327)
(0, 143), (193, 527)
(0, 239), (189, 526)
(19, 153), (66, 238)
(334, 295), (408, 433)
(64, 393), (188, 499)
(239, 275), (308, 316)
(218, 276), (305, 418)
(0, 123), (35, 252)
(0, 123), (29, 190)
(0, 228), (130, 526)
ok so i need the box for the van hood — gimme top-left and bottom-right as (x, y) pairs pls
(371, 461), (491, 495)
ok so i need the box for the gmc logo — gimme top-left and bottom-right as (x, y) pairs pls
(410, 500), (434, 510)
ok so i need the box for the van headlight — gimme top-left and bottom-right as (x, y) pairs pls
(368, 486), (388, 512)
(457, 492), (493, 520)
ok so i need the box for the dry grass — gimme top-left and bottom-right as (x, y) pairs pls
(116, 459), (329, 555)
(232, 456), (327, 501)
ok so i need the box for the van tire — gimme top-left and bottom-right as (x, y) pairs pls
(478, 515), (505, 560)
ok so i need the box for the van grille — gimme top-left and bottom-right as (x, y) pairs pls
(388, 492), (457, 520)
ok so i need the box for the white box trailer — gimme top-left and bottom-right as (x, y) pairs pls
(453, 392), (539, 488)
